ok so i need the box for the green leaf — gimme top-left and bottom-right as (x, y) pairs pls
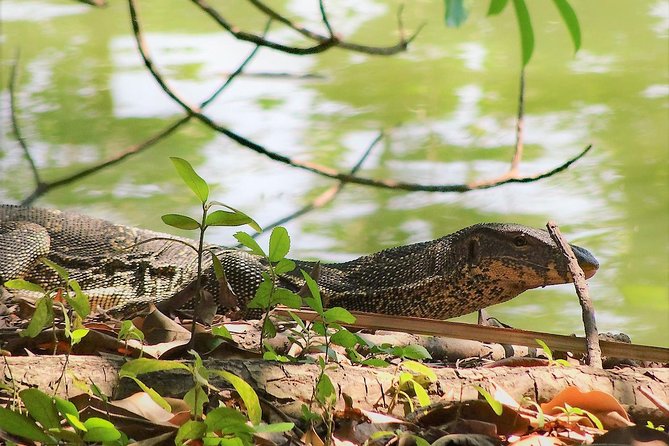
(487, 0), (509, 15)
(176, 420), (207, 445)
(402, 360), (437, 382)
(119, 358), (189, 378)
(254, 422), (295, 433)
(362, 358), (391, 368)
(212, 325), (233, 340)
(473, 385), (503, 415)
(126, 376), (172, 412)
(53, 396), (79, 419)
(300, 270), (322, 314)
(274, 258), (296, 275)
(4, 279), (45, 293)
(210, 202), (262, 233)
(216, 370), (262, 425)
(401, 344), (432, 360)
(444, 0), (468, 27)
(268, 226), (290, 262)
(69, 328), (89, 345)
(513, 0), (534, 66)
(273, 288), (302, 309)
(42, 258), (69, 281)
(205, 407), (249, 432)
(118, 320), (144, 341)
(315, 373), (336, 406)
(209, 249), (225, 281)
(330, 328), (358, 349)
(552, 0), (581, 52)
(323, 307), (356, 324)
(0, 406), (55, 443)
(234, 231), (266, 257)
(161, 213), (200, 230)
(82, 417), (121, 442)
(20, 296), (53, 338)
(184, 385), (208, 418)
(262, 316), (277, 339)
(535, 339), (554, 361)
(170, 157), (209, 203)
(66, 279), (90, 318)
(19, 388), (60, 430)
(247, 275), (273, 309)
(413, 435), (431, 446)
(411, 379), (431, 407)
(206, 210), (253, 228)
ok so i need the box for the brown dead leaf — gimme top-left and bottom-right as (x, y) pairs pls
(141, 306), (191, 344)
(302, 425), (326, 446)
(540, 386), (630, 428)
(111, 392), (175, 424)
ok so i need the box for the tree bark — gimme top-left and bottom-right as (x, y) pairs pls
(2, 356), (667, 424)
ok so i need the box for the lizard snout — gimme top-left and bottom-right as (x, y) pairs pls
(571, 244), (599, 279)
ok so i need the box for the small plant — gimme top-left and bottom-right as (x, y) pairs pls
(119, 356), (293, 445)
(161, 157), (261, 340)
(554, 403), (604, 430)
(0, 388), (127, 445)
(646, 421), (666, 432)
(234, 226), (302, 347)
(536, 339), (571, 367)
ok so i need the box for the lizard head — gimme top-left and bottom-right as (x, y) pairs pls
(454, 223), (599, 295)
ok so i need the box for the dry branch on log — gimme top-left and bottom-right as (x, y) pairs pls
(2, 356), (668, 424)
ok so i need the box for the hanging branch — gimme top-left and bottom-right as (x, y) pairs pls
(241, 0), (422, 55)
(510, 68), (526, 175)
(190, 0), (339, 55)
(9, 53), (43, 191)
(19, 21), (273, 205)
(249, 130), (384, 240)
(129, 0), (592, 194)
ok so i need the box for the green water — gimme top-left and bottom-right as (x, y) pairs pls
(1, 0), (667, 346)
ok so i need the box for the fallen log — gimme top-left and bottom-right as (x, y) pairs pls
(2, 356), (667, 424)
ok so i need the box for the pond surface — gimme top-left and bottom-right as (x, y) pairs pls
(1, 0), (667, 346)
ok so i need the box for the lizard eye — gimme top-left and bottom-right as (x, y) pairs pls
(513, 235), (528, 247)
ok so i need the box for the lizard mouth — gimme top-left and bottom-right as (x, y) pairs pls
(572, 244), (600, 279)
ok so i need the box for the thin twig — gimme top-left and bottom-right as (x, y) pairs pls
(546, 221), (602, 368)
(20, 20), (271, 205)
(510, 68), (525, 175)
(127, 0), (593, 194)
(318, 0), (335, 38)
(191, 0), (338, 55)
(245, 0), (421, 55)
(249, 130), (384, 240)
(9, 52), (42, 188)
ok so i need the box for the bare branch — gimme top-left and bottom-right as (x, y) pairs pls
(318, 0), (335, 38)
(20, 20), (271, 205)
(128, 0), (593, 194)
(510, 68), (525, 175)
(9, 52), (43, 189)
(191, 0), (338, 55)
(246, 0), (421, 55)
(547, 221), (602, 368)
(250, 130), (384, 239)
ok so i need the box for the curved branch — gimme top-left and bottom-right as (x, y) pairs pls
(20, 20), (271, 205)
(128, 0), (593, 194)
(9, 52), (43, 189)
(191, 0), (338, 55)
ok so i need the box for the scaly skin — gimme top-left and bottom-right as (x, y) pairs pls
(0, 205), (599, 318)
